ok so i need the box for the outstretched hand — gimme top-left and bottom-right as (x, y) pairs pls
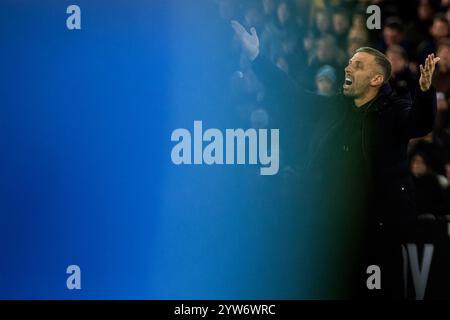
(231, 20), (260, 61)
(419, 54), (440, 92)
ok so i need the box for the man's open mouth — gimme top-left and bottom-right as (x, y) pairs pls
(343, 76), (353, 89)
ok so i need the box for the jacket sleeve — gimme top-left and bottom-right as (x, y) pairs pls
(252, 55), (342, 172)
(251, 55), (328, 121)
(252, 55), (303, 101)
(396, 84), (436, 140)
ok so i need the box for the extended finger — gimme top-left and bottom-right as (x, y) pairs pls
(425, 55), (430, 71)
(231, 20), (246, 36)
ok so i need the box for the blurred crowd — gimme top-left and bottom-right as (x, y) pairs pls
(217, 0), (450, 220)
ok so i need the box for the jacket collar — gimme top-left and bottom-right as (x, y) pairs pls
(365, 83), (394, 113)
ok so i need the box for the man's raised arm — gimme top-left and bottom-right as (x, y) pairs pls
(397, 54), (440, 139)
(230, 20), (311, 105)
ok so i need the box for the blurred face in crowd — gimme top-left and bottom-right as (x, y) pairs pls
(333, 13), (350, 35)
(352, 14), (365, 29)
(262, 0), (275, 15)
(316, 77), (334, 96)
(386, 49), (408, 74)
(383, 27), (403, 46)
(277, 2), (290, 25)
(348, 27), (368, 43)
(343, 52), (385, 99)
(431, 19), (449, 40)
(316, 11), (330, 33)
(316, 38), (335, 62)
(417, 3), (434, 21)
(437, 44), (450, 70)
(410, 154), (429, 177)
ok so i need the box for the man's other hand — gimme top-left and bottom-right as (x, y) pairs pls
(231, 20), (260, 61)
(419, 53), (440, 92)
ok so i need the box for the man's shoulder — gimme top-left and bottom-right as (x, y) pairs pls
(380, 86), (412, 111)
(391, 88), (413, 103)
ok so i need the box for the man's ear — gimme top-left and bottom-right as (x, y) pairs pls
(371, 74), (384, 87)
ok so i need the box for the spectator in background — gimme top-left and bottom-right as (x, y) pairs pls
(417, 13), (449, 63)
(260, 1), (300, 61)
(347, 36), (368, 59)
(277, 1), (293, 26)
(378, 17), (411, 54)
(313, 9), (331, 36)
(386, 45), (418, 95)
(351, 9), (367, 31)
(431, 12), (449, 39)
(420, 0), (439, 18)
(409, 146), (450, 217)
(292, 0), (311, 28)
(417, 0), (439, 28)
(347, 10), (370, 46)
(315, 65), (338, 96)
(433, 91), (450, 155)
(433, 38), (450, 92)
(262, 0), (276, 19)
(304, 34), (345, 90)
(332, 8), (351, 51)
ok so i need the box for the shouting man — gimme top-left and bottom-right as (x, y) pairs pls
(231, 20), (439, 298)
